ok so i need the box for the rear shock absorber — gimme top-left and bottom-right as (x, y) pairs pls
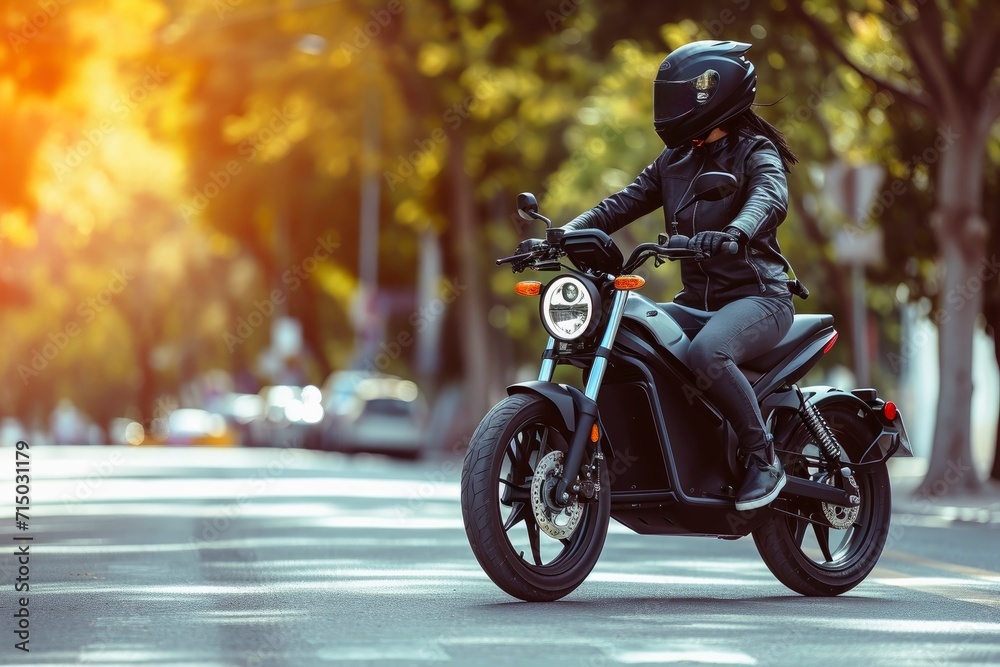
(796, 388), (860, 506)
(798, 395), (842, 462)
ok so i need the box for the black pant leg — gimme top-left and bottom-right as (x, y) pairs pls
(685, 296), (794, 449)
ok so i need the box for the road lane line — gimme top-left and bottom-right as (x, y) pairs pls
(614, 649), (757, 665)
(873, 567), (1000, 610)
(883, 549), (1000, 582)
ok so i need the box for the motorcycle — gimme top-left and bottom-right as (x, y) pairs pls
(460, 171), (912, 602)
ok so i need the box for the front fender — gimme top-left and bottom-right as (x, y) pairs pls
(766, 385), (912, 462)
(507, 381), (598, 433)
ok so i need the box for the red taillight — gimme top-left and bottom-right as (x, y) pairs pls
(823, 331), (839, 354)
(883, 401), (897, 421)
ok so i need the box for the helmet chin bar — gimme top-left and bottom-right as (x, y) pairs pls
(655, 125), (714, 149)
(690, 128), (714, 146)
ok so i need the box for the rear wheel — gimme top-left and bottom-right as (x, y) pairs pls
(753, 404), (891, 596)
(461, 394), (610, 602)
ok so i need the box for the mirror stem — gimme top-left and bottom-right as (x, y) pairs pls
(528, 211), (552, 228)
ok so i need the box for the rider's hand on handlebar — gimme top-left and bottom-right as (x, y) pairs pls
(514, 238), (546, 255)
(687, 231), (737, 257)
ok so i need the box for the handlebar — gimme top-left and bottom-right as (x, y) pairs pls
(495, 241), (564, 272)
(497, 235), (739, 275)
(495, 251), (535, 266)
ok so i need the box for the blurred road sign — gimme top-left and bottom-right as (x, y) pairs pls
(823, 162), (885, 229)
(823, 161), (885, 388)
(834, 226), (884, 266)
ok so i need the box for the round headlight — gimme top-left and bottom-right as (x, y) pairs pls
(541, 277), (592, 341)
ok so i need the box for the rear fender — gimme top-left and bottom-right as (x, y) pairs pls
(766, 386), (912, 465)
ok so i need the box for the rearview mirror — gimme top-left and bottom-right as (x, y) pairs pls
(674, 171), (738, 216)
(516, 192), (539, 221)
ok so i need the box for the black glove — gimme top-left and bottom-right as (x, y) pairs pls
(687, 231), (737, 257)
(514, 238), (545, 254)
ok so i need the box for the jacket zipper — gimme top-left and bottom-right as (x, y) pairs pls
(746, 246), (766, 293)
(692, 201), (711, 311)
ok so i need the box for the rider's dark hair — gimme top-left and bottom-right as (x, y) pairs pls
(724, 108), (798, 171)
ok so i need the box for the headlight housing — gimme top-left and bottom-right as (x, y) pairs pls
(540, 276), (596, 341)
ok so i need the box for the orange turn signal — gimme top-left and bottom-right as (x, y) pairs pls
(514, 281), (541, 296)
(590, 423), (600, 443)
(613, 275), (645, 291)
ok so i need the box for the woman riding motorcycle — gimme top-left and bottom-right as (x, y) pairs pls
(559, 40), (800, 511)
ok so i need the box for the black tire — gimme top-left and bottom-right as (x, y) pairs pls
(461, 393), (610, 602)
(753, 404), (892, 596)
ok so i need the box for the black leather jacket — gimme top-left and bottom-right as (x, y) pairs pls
(563, 130), (794, 311)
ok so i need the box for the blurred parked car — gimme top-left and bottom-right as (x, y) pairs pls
(144, 409), (236, 446)
(246, 385), (322, 448)
(319, 374), (429, 459)
(214, 392), (265, 447)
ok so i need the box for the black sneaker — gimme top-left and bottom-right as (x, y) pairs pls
(735, 437), (786, 511)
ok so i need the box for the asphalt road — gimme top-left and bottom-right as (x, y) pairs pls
(2, 445), (999, 666)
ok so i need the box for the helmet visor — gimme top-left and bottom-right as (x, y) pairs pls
(653, 69), (720, 123)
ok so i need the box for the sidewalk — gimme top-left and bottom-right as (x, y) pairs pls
(889, 468), (1000, 525)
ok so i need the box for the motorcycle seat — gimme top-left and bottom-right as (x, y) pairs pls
(740, 314), (834, 373)
(659, 302), (834, 374)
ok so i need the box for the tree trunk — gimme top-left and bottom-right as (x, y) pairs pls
(447, 130), (494, 422)
(297, 279), (332, 382)
(135, 336), (156, 428)
(919, 119), (990, 497)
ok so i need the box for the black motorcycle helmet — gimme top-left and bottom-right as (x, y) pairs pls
(653, 40), (757, 148)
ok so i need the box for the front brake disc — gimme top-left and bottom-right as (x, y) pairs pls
(530, 451), (584, 540)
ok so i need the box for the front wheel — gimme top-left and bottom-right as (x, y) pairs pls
(461, 393), (610, 602)
(753, 404), (892, 596)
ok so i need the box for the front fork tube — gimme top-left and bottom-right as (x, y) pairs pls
(551, 289), (629, 505)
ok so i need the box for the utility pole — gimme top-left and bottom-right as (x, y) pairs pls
(352, 63), (383, 368)
(826, 162), (884, 387)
